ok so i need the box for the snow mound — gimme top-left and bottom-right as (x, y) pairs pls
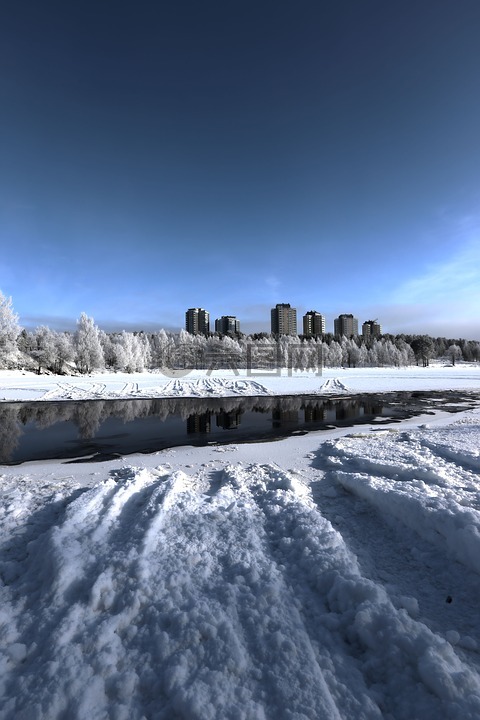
(2, 459), (480, 718)
(318, 377), (350, 394)
(321, 423), (480, 575)
(160, 377), (273, 397)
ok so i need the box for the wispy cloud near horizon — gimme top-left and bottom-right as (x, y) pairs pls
(391, 237), (480, 312)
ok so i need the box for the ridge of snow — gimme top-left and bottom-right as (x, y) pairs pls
(2, 417), (480, 717)
(159, 377), (273, 397)
(0, 365), (479, 402)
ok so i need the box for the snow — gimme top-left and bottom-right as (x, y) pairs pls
(1, 370), (480, 718)
(0, 363), (479, 402)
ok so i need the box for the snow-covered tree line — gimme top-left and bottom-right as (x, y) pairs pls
(1, 291), (479, 373)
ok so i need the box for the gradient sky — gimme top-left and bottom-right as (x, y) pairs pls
(1, 0), (480, 338)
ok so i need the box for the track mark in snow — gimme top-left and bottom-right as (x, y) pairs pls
(40, 382), (108, 401)
(121, 381), (140, 395)
(2, 461), (480, 719)
(319, 426), (480, 576)
(160, 377), (272, 397)
(311, 424), (480, 651)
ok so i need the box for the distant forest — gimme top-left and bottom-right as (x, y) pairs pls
(1, 293), (479, 374)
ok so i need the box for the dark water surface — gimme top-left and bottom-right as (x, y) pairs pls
(0, 391), (477, 465)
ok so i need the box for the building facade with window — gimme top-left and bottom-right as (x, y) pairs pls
(271, 303), (297, 336)
(215, 316), (240, 335)
(334, 313), (359, 337)
(185, 308), (210, 335)
(303, 310), (326, 337)
(362, 319), (382, 341)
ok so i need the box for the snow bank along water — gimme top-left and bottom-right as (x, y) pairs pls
(0, 364), (479, 402)
(1, 408), (480, 718)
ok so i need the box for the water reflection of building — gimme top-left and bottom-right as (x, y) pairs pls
(334, 402), (361, 420)
(365, 402), (383, 417)
(187, 413), (211, 434)
(304, 406), (327, 422)
(322, 400), (384, 421)
(272, 409), (299, 427)
(216, 410), (242, 429)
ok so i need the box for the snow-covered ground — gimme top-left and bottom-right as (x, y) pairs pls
(0, 363), (479, 402)
(1, 370), (480, 719)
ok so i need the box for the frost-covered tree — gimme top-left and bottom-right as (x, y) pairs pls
(176, 329), (196, 369)
(150, 329), (177, 369)
(463, 341), (480, 362)
(341, 337), (361, 368)
(411, 335), (434, 367)
(119, 331), (145, 372)
(0, 291), (21, 368)
(30, 326), (57, 374)
(99, 330), (117, 369)
(74, 313), (104, 374)
(111, 338), (128, 371)
(325, 340), (342, 367)
(138, 332), (152, 370)
(446, 344), (462, 366)
(54, 332), (74, 374)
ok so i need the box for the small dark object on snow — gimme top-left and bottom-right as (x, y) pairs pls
(446, 595), (453, 603)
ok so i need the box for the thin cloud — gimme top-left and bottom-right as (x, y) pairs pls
(392, 239), (480, 311)
(265, 275), (282, 303)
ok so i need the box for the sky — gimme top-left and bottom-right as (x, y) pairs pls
(1, 0), (480, 339)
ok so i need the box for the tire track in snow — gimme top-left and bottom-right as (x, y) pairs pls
(121, 381), (140, 395)
(160, 377), (272, 397)
(2, 462), (480, 719)
(319, 430), (480, 574)
(311, 429), (480, 652)
(40, 382), (108, 401)
(219, 463), (380, 719)
(231, 463), (480, 719)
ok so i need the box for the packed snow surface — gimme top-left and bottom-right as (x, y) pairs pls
(1, 401), (480, 718)
(0, 364), (478, 401)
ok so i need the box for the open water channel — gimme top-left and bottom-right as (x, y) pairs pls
(0, 390), (478, 465)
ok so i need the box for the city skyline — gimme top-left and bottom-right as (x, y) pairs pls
(1, 2), (480, 340)
(4, 292), (480, 341)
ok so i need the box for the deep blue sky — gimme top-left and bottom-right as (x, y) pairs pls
(1, 0), (480, 338)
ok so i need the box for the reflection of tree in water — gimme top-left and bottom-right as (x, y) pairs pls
(12, 396), (387, 443)
(19, 402), (72, 430)
(0, 405), (23, 463)
(73, 401), (106, 439)
(113, 399), (153, 424)
(3, 394), (393, 463)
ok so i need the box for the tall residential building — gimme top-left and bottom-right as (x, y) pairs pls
(334, 313), (359, 337)
(185, 308), (210, 335)
(271, 303), (297, 336)
(362, 319), (382, 341)
(215, 316), (240, 335)
(303, 310), (326, 337)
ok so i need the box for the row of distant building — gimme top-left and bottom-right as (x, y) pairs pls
(186, 305), (382, 340)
